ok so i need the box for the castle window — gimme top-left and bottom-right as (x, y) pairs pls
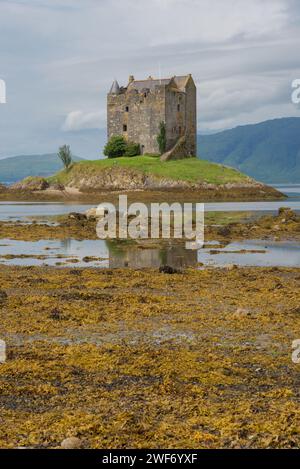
(144, 93), (147, 98)
(178, 126), (182, 134)
(177, 104), (180, 111)
(123, 124), (127, 132)
(125, 106), (129, 112)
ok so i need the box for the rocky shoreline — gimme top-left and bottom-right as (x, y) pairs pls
(0, 207), (299, 243)
(0, 168), (285, 202)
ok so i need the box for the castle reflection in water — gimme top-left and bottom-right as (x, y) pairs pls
(107, 242), (198, 269)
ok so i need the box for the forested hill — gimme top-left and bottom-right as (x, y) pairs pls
(198, 118), (300, 183)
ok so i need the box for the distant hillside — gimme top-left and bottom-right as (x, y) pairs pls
(0, 154), (83, 184)
(198, 118), (300, 184)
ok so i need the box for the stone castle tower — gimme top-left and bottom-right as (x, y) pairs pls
(107, 74), (197, 160)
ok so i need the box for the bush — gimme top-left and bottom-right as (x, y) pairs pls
(157, 121), (166, 154)
(104, 136), (127, 158)
(124, 142), (140, 157)
(104, 136), (141, 158)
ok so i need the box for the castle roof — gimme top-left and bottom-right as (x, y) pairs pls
(127, 75), (191, 92)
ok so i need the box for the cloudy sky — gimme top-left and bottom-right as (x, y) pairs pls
(0, 0), (300, 159)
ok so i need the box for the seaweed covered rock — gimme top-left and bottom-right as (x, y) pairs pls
(49, 182), (65, 191)
(68, 212), (87, 221)
(278, 207), (297, 221)
(0, 289), (8, 305)
(11, 176), (49, 191)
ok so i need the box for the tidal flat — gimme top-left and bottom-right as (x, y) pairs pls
(0, 206), (299, 448)
(0, 264), (300, 449)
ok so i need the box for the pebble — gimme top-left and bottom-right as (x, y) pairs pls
(232, 308), (251, 319)
(0, 340), (6, 363)
(225, 264), (238, 271)
(61, 437), (83, 449)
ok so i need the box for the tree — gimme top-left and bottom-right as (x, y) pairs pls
(157, 121), (166, 154)
(104, 135), (127, 158)
(58, 145), (73, 169)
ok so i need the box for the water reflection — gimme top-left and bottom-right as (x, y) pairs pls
(107, 242), (198, 269)
(0, 237), (299, 268)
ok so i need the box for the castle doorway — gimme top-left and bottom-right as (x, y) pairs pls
(141, 145), (145, 155)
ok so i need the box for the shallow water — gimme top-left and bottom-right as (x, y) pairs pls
(273, 184), (300, 198)
(1, 198), (300, 223)
(0, 237), (299, 268)
(0, 187), (299, 268)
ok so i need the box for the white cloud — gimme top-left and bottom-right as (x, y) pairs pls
(62, 110), (106, 132)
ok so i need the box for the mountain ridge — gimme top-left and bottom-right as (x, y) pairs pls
(0, 153), (83, 183)
(197, 117), (300, 184)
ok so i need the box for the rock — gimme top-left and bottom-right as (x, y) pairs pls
(68, 212), (87, 221)
(278, 207), (297, 221)
(50, 182), (65, 191)
(159, 265), (181, 274)
(0, 289), (8, 304)
(232, 308), (252, 319)
(70, 270), (82, 276)
(85, 208), (97, 220)
(82, 256), (94, 263)
(0, 340), (6, 363)
(49, 308), (63, 320)
(225, 264), (238, 271)
(273, 225), (280, 231)
(217, 226), (231, 237)
(61, 437), (83, 449)
(86, 207), (120, 220)
(11, 177), (49, 191)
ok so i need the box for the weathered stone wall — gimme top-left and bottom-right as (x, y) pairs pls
(108, 87), (165, 154)
(165, 89), (186, 151)
(107, 92), (127, 140)
(185, 78), (197, 156)
(126, 87), (165, 154)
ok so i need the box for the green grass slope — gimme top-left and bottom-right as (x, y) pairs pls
(198, 118), (300, 184)
(52, 156), (251, 186)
